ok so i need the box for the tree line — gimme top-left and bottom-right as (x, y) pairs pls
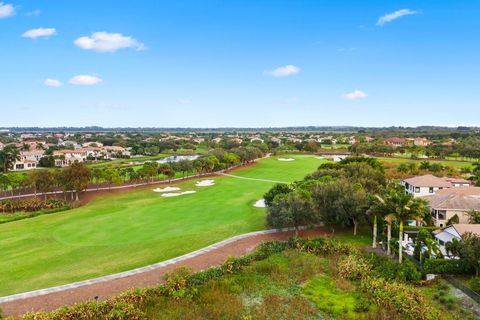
(0, 146), (266, 202)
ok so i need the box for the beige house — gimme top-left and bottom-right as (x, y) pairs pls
(383, 137), (406, 147)
(413, 137), (432, 147)
(426, 187), (480, 227)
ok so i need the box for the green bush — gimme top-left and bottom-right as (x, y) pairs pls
(469, 277), (480, 294)
(337, 254), (371, 281)
(366, 254), (421, 282)
(286, 237), (356, 256)
(423, 259), (471, 274)
(360, 276), (439, 320)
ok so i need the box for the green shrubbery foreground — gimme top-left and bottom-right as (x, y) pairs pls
(6, 237), (439, 320)
(338, 254), (438, 320)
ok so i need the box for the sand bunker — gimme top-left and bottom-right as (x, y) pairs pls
(196, 180), (215, 187)
(161, 190), (197, 197)
(153, 186), (181, 193)
(253, 199), (266, 208)
(278, 158), (295, 161)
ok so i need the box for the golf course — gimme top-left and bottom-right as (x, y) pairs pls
(0, 155), (326, 297)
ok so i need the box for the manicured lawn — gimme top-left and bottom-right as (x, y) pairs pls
(0, 155), (325, 296)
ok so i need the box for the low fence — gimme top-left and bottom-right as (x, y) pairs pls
(443, 275), (480, 304)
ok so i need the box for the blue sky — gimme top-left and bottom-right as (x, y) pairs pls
(0, 0), (479, 127)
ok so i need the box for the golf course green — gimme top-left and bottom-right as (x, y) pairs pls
(0, 155), (326, 296)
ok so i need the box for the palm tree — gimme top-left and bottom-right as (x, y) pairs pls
(0, 145), (20, 173)
(383, 185), (430, 262)
(371, 190), (397, 255)
(373, 185), (430, 261)
(420, 161), (430, 172)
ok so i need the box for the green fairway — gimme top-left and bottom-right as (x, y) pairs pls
(376, 156), (473, 169)
(0, 155), (325, 296)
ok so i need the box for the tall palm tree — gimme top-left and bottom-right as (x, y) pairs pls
(0, 145), (20, 173)
(373, 185), (430, 261)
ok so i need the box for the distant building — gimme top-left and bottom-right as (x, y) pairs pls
(413, 137), (432, 147)
(383, 137), (406, 147)
(401, 174), (471, 198)
(82, 141), (104, 148)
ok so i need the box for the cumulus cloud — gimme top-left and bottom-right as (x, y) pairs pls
(44, 78), (62, 87)
(344, 90), (368, 100)
(377, 9), (418, 26)
(22, 28), (57, 39)
(69, 75), (102, 86)
(74, 32), (145, 52)
(178, 98), (192, 105)
(0, 2), (14, 18)
(264, 65), (300, 77)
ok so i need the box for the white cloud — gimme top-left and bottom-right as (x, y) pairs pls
(74, 32), (145, 52)
(0, 2), (14, 18)
(264, 65), (300, 77)
(44, 78), (62, 87)
(69, 75), (102, 86)
(25, 9), (41, 16)
(344, 90), (368, 100)
(377, 9), (418, 26)
(22, 28), (57, 39)
(178, 98), (192, 105)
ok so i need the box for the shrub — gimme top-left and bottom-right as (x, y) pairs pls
(469, 277), (480, 294)
(367, 254), (421, 282)
(286, 237), (356, 256)
(360, 276), (439, 320)
(337, 254), (371, 281)
(423, 259), (471, 274)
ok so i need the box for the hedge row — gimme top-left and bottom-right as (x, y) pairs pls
(423, 259), (472, 275)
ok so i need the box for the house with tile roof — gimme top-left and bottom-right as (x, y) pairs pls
(434, 224), (480, 256)
(426, 187), (480, 227)
(401, 174), (471, 198)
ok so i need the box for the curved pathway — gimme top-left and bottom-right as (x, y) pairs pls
(0, 227), (327, 317)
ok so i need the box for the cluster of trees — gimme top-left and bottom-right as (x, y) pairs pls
(396, 161), (454, 176)
(265, 156), (432, 263)
(0, 146), (266, 201)
(265, 157), (386, 235)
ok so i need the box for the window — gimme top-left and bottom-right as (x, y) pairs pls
(429, 187), (434, 193)
(415, 187), (420, 193)
(438, 240), (445, 246)
(438, 210), (446, 220)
